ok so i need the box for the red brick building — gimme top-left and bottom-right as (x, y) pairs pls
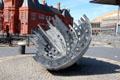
(0, 0), (3, 32)
(0, 0), (73, 34)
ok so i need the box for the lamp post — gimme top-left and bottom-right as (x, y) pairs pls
(116, 5), (120, 35)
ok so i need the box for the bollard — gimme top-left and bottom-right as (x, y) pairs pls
(18, 41), (26, 54)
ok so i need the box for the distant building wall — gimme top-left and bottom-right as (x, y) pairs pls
(91, 10), (120, 35)
(0, 7), (3, 32)
(3, 0), (23, 34)
(101, 16), (117, 34)
(91, 22), (101, 35)
(0, 0), (73, 34)
(0, 0), (3, 32)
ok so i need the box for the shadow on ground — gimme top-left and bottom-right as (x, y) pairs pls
(49, 57), (120, 76)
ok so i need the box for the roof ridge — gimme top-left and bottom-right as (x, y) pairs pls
(91, 10), (117, 23)
(21, 0), (62, 15)
(22, 0), (36, 8)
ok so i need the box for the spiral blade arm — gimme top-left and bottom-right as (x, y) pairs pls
(31, 15), (92, 70)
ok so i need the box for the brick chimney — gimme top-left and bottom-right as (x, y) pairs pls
(57, 2), (60, 10)
(42, 0), (46, 5)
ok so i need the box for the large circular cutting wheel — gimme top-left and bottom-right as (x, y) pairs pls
(31, 15), (92, 70)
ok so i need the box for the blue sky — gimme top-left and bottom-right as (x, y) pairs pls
(39, 0), (118, 21)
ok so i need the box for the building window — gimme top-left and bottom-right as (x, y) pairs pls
(31, 13), (36, 21)
(21, 12), (24, 19)
(0, 13), (2, 20)
(46, 16), (52, 21)
(21, 12), (26, 23)
(4, 11), (11, 20)
(0, 23), (2, 30)
(4, 4), (12, 8)
(38, 15), (44, 20)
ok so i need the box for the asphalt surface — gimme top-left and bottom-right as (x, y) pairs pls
(0, 47), (119, 61)
(85, 47), (120, 61)
(0, 47), (119, 80)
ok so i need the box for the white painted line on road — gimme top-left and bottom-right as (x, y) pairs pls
(114, 56), (118, 58)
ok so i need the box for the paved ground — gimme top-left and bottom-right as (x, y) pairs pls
(0, 47), (37, 58)
(0, 47), (120, 80)
(92, 35), (120, 48)
(0, 47), (120, 61)
(85, 47), (120, 61)
(0, 55), (120, 80)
